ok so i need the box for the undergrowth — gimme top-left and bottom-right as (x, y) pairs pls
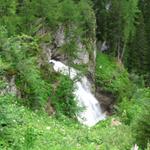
(0, 94), (134, 150)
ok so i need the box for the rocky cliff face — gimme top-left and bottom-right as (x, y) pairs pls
(38, 25), (96, 77)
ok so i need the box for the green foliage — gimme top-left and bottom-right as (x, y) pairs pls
(0, 0), (16, 15)
(0, 30), (50, 107)
(16, 58), (50, 107)
(134, 100), (150, 149)
(96, 53), (134, 100)
(61, 39), (78, 67)
(0, 95), (42, 149)
(24, 127), (37, 149)
(0, 0), (18, 35)
(0, 1), (149, 149)
(93, 0), (149, 82)
(59, 0), (79, 24)
(121, 0), (140, 44)
(0, 58), (10, 76)
(78, 0), (96, 38)
(94, 124), (134, 150)
(0, 94), (135, 150)
(119, 88), (150, 148)
(126, 13), (149, 77)
(140, 0), (150, 76)
(0, 95), (25, 149)
(131, 89), (150, 149)
(0, 0), (95, 39)
(16, 0), (95, 37)
(51, 75), (79, 118)
(119, 88), (150, 123)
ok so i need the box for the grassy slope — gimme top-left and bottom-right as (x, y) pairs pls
(95, 53), (134, 100)
(0, 96), (133, 150)
(1, 53), (149, 150)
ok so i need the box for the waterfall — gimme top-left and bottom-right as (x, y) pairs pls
(49, 60), (106, 127)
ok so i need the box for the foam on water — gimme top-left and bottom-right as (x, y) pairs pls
(49, 60), (106, 127)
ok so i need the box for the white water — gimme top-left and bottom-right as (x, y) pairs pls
(49, 60), (106, 127)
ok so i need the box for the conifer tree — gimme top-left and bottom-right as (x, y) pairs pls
(139, 0), (150, 83)
(127, 13), (149, 75)
(120, 0), (140, 61)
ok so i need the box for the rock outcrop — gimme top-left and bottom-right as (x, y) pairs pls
(38, 25), (96, 74)
(96, 87), (115, 115)
(0, 76), (21, 97)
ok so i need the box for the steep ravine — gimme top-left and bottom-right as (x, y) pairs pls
(49, 60), (106, 126)
(38, 25), (114, 118)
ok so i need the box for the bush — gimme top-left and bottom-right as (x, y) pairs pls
(51, 75), (79, 118)
(0, 95), (24, 149)
(134, 101), (150, 149)
(119, 88), (150, 123)
(0, 94), (135, 150)
(131, 89), (150, 149)
(119, 88), (150, 148)
(0, 0), (18, 35)
(0, 32), (51, 108)
(95, 53), (134, 100)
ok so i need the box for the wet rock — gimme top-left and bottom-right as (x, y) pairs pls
(96, 87), (115, 114)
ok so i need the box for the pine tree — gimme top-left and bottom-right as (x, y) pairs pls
(93, 0), (140, 62)
(120, 0), (140, 61)
(127, 13), (149, 75)
(93, 0), (109, 41)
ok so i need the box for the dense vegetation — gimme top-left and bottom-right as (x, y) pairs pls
(93, 0), (150, 85)
(0, 0), (150, 149)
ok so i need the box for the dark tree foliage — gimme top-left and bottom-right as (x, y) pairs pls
(127, 14), (149, 74)
(93, 0), (150, 85)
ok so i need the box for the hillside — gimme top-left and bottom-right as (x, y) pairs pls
(0, 0), (150, 149)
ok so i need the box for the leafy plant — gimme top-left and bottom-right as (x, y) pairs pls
(51, 75), (79, 118)
(96, 53), (134, 100)
(119, 88), (150, 148)
(0, 32), (51, 108)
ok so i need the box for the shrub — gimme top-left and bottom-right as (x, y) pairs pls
(24, 127), (37, 149)
(0, 0), (18, 35)
(119, 88), (150, 148)
(131, 89), (150, 149)
(134, 101), (150, 149)
(0, 95), (24, 149)
(51, 75), (79, 118)
(0, 94), (134, 150)
(95, 53), (134, 100)
(0, 33), (51, 108)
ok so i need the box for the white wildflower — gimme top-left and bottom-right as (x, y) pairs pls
(99, 65), (102, 69)
(46, 126), (50, 130)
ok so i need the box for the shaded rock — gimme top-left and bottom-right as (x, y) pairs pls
(74, 41), (89, 64)
(54, 26), (65, 47)
(0, 76), (21, 97)
(40, 43), (52, 62)
(96, 87), (115, 115)
(45, 97), (55, 116)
